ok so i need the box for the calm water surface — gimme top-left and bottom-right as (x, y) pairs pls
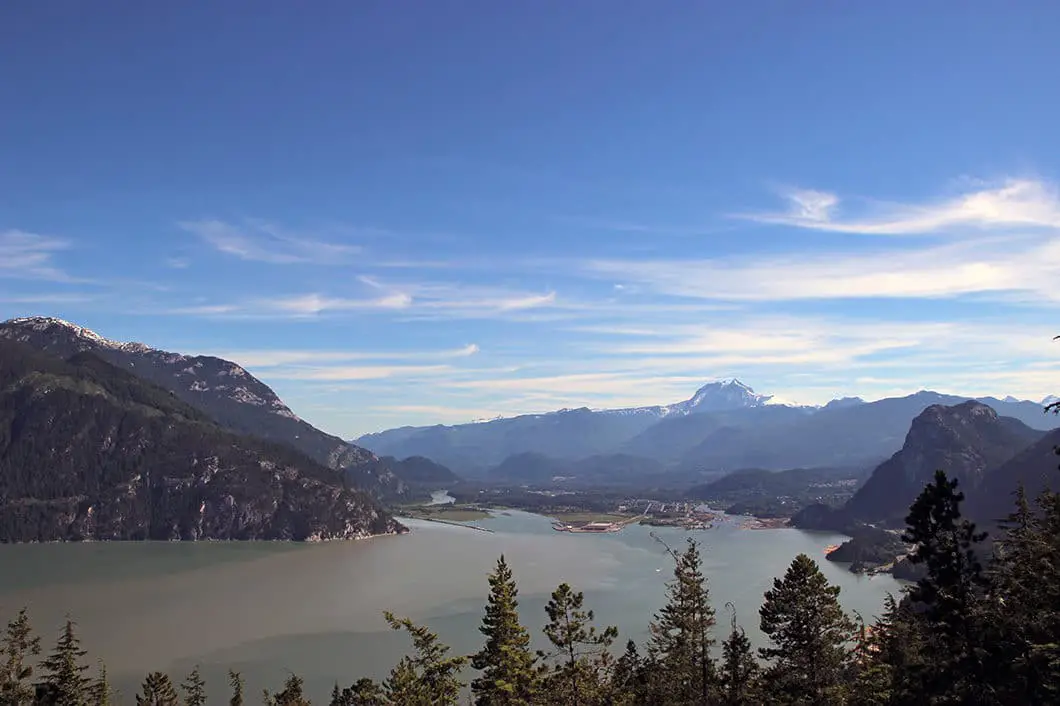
(0, 505), (904, 702)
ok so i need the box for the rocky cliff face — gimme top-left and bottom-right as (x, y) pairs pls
(0, 340), (404, 542)
(845, 401), (1041, 525)
(0, 317), (403, 497)
(967, 425), (1060, 523)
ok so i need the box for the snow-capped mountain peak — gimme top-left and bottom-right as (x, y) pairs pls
(5, 316), (151, 354)
(679, 378), (772, 413)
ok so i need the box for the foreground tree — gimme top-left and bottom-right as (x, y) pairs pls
(538, 583), (617, 706)
(134, 672), (179, 706)
(608, 640), (650, 706)
(179, 666), (206, 706)
(382, 611), (466, 705)
(0, 608), (41, 706)
(37, 619), (91, 706)
(987, 482), (1060, 704)
(329, 678), (385, 706)
(849, 594), (927, 706)
(718, 604), (758, 706)
(86, 662), (111, 706)
(470, 556), (537, 705)
(263, 674), (311, 706)
(228, 670), (245, 706)
(759, 553), (854, 705)
(646, 537), (717, 704)
(901, 470), (991, 703)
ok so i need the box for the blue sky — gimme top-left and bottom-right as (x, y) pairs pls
(3, 1), (1060, 437)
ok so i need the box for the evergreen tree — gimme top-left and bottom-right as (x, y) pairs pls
(330, 679), (384, 706)
(38, 619), (91, 706)
(538, 582), (617, 706)
(229, 670), (246, 706)
(607, 640), (649, 706)
(849, 594), (927, 706)
(86, 661), (111, 706)
(134, 672), (178, 706)
(263, 674), (310, 706)
(0, 608), (40, 706)
(718, 604), (758, 706)
(901, 470), (991, 703)
(180, 666), (207, 706)
(470, 555), (537, 705)
(758, 553), (854, 705)
(987, 482), (1060, 704)
(646, 537), (716, 705)
(382, 611), (466, 706)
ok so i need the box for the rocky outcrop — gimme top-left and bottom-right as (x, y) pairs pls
(0, 340), (404, 542)
(844, 401), (1041, 525)
(0, 317), (403, 496)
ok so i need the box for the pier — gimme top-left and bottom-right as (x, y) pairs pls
(410, 516), (495, 532)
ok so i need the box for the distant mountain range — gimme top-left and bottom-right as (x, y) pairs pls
(356, 380), (1059, 479)
(0, 338), (402, 542)
(0, 317), (409, 496)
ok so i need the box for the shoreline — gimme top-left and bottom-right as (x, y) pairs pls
(0, 526), (408, 546)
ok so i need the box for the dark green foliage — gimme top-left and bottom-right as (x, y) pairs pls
(327, 679), (384, 706)
(471, 555), (537, 705)
(849, 594), (926, 706)
(0, 339), (399, 542)
(263, 674), (311, 706)
(647, 537), (717, 705)
(759, 554), (854, 705)
(985, 481), (1060, 704)
(718, 605), (759, 706)
(86, 662), (110, 706)
(825, 526), (907, 571)
(901, 470), (991, 703)
(134, 672), (178, 706)
(538, 583), (617, 706)
(228, 670), (245, 706)
(37, 619), (91, 706)
(382, 612), (466, 705)
(0, 608), (40, 706)
(180, 666), (206, 706)
(608, 640), (650, 706)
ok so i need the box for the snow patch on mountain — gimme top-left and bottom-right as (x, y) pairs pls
(6, 316), (159, 356)
(597, 379), (788, 418)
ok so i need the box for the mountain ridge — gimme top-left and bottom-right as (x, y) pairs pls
(358, 385), (1057, 475)
(0, 316), (404, 496)
(843, 401), (1044, 525)
(0, 339), (403, 542)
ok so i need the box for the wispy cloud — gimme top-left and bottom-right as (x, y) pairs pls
(585, 232), (1060, 302)
(209, 344), (480, 368)
(0, 230), (75, 282)
(738, 178), (1060, 235)
(0, 293), (97, 305)
(269, 364), (454, 381)
(166, 291), (414, 319)
(167, 279), (561, 321)
(181, 219), (362, 264)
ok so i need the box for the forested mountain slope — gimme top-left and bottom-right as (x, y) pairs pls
(0, 316), (403, 496)
(0, 340), (402, 542)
